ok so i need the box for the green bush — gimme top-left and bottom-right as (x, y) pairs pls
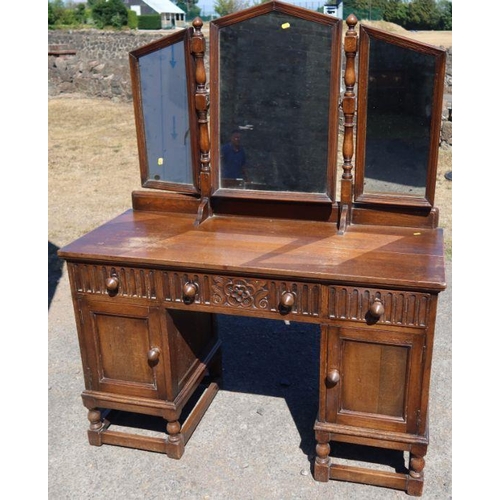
(128, 9), (138, 29)
(138, 14), (161, 30)
(92, 0), (128, 28)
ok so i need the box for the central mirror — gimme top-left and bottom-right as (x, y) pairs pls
(210, 3), (341, 202)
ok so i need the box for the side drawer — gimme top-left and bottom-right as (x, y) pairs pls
(161, 271), (322, 320)
(67, 262), (159, 300)
(327, 285), (432, 328)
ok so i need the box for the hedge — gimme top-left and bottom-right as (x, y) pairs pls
(137, 14), (161, 30)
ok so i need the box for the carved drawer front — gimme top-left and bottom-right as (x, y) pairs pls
(162, 272), (321, 318)
(68, 263), (158, 300)
(327, 286), (431, 327)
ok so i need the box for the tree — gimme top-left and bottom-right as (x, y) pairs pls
(92, 0), (128, 28)
(176, 1), (201, 19)
(214, 0), (250, 17)
(48, 0), (71, 25)
(406, 0), (439, 30)
(74, 3), (87, 24)
(384, 0), (409, 26)
(436, 0), (452, 30)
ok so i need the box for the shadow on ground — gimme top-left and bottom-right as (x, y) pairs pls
(48, 241), (63, 309)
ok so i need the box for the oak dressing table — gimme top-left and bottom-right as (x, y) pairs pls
(59, 3), (447, 496)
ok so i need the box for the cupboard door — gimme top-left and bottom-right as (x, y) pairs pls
(324, 325), (424, 434)
(79, 297), (168, 400)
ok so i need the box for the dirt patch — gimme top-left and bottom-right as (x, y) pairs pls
(48, 95), (451, 258)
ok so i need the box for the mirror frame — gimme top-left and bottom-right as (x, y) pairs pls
(354, 25), (446, 209)
(209, 1), (342, 205)
(130, 28), (200, 195)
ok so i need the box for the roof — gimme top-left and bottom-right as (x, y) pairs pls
(144, 0), (186, 14)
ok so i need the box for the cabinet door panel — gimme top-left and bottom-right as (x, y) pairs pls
(96, 314), (155, 385)
(80, 297), (168, 400)
(325, 326), (424, 433)
(341, 341), (408, 418)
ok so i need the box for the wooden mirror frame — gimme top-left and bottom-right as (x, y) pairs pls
(130, 28), (200, 195)
(354, 25), (446, 209)
(209, 1), (342, 210)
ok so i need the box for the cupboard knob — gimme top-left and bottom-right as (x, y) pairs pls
(326, 369), (340, 386)
(105, 276), (119, 292)
(280, 292), (295, 309)
(147, 347), (160, 365)
(369, 298), (384, 318)
(183, 282), (198, 300)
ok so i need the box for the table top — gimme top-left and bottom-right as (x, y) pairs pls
(59, 209), (446, 292)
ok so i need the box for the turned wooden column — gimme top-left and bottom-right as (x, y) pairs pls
(191, 17), (212, 225)
(87, 408), (105, 445)
(338, 14), (358, 234)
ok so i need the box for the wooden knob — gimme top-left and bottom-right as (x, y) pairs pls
(326, 369), (340, 386)
(280, 292), (295, 309)
(105, 276), (119, 292)
(369, 298), (385, 318)
(183, 282), (198, 300)
(147, 347), (160, 365)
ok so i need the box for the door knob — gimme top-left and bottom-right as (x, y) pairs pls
(326, 369), (340, 387)
(280, 292), (295, 310)
(183, 282), (198, 301)
(147, 347), (160, 366)
(369, 298), (384, 318)
(105, 276), (119, 292)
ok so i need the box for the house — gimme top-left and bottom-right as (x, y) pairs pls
(323, 1), (343, 20)
(123, 0), (187, 28)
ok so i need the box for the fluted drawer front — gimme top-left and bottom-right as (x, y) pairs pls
(327, 286), (431, 327)
(162, 272), (321, 318)
(68, 263), (158, 300)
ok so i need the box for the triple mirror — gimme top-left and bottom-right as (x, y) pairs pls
(130, 2), (446, 216)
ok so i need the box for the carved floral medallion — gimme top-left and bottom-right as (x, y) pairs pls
(212, 276), (269, 309)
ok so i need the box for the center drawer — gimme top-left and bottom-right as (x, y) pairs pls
(161, 271), (322, 320)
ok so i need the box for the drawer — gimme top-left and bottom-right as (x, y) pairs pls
(68, 263), (158, 300)
(327, 285), (431, 328)
(161, 271), (322, 319)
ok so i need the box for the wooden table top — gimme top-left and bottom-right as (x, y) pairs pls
(59, 209), (446, 292)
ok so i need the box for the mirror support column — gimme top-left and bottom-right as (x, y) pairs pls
(191, 17), (212, 226)
(338, 14), (358, 235)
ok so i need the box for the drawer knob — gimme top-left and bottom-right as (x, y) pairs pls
(147, 347), (160, 365)
(280, 292), (295, 309)
(105, 276), (119, 292)
(326, 369), (340, 387)
(183, 282), (198, 301)
(369, 298), (385, 319)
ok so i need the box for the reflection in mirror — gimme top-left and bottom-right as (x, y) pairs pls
(363, 37), (436, 196)
(218, 11), (333, 194)
(138, 39), (193, 185)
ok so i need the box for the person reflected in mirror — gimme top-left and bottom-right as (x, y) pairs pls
(221, 130), (247, 185)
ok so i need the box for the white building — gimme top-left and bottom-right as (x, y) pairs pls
(123, 0), (187, 28)
(323, 1), (344, 20)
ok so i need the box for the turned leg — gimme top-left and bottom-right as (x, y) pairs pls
(314, 431), (331, 482)
(87, 408), (104, 446)
(165, 420), (185, 459)
(407, 445), (427, 496)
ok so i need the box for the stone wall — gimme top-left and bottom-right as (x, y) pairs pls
(48, 29), (167, 100)
(441, 47), (452, 148)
